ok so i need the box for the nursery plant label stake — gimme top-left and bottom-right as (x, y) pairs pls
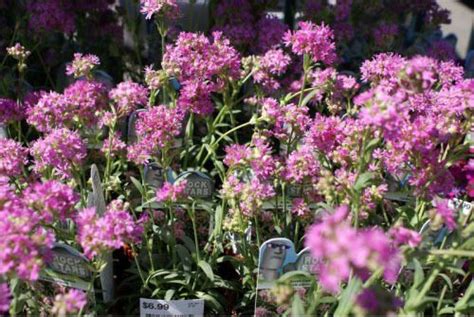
(144, 161), (165, 189)
(89, 164), (114, 303)
(127, 109), (146, 144)
(0, 125), (6, 139)
(39, 243), (91, 291)
(140, 298), (204, 317)
(175, 171), (214, 199)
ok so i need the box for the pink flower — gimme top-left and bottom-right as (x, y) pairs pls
(284, 145), (320, 183)
(0, 283), (10, 313)
(52, 289), (87, 316)
(163, 31), (240, 115)
(291, 198), (311, 218)
(284, 21), (337, 65)
(156, 181), (187, 202)
(22, 180), (79, 223)
(127, 105), (184, 164)
(140, 0), (179, 20)
(253, 49), (291, 92)
(76, 200), (144, 259)
(27, 0), (76, 34)
(0, 98), (23, 124)
(305, 205), (401, 293)
(224, 144), (251, 167)
(109, 81), (148, 117)
(101, 133), (127, 158)
(30, 128), (87, 178)
(0, 139), (28, 177)
(389, 226), (422, 248)
(254, 15), (288, 53)
(0, 185), (55, 281)
(66, 53), (100, 78)
(434, 199), (457, 230)
(360, 53), (406, 83)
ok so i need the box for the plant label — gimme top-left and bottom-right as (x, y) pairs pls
(175, 171), (214, 199)
(140, 298), (204, 317)
(39, 243), (91, 291)
(144, 161), (165, 189)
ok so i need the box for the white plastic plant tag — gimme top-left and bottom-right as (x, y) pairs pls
(0, 125), (6, 139)
(139, 298), (204, 317)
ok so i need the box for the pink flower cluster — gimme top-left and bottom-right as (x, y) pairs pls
(127, 105), (184, 164)
(0, 98), (23, 124)
(27, 79), (108, 132)
(52, 289), (87, 316)
(0, 139), (28, 177)
(253, 49), (291, 92)
(156, 181), (187, 202)
(305, 206), (401, 293)
(284, 21), (337, 65)
(140, 0), (179, 20)
(109, 81), (148, 118)
(23, 180), (79, 223)
(30, 128), (87, 178)
(76, 200), (144, 259)
(212, 1), (287, 54)
(0, 283), (10, 313)
(0, 185), (55, 281)
(66, 53), (100, 79)
(163, 32), (241, 115)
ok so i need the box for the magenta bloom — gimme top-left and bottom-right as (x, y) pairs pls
(389, 226), (422, 248)
(76, 200), (144, 259)
(0, 98), (23, 124)
(23, 180), (79, 223)
(0, 185), (55, 281)
(140, 0), (179, 20)
(284, 145), (320, 184)
(163, 31), (241, 115)
(27, 0), (76, 34)
(284, 21), (337, 65)
(0, 283), (10, 313)
(156, 181), (187, 202)
(0, 139), (28, 177)
(223, 144), (252, 167)
(434, 199), (457, 230)
(254, 49), (291, 92)
(127, 105), (184, 164)
(52, 289), (87, 316)
(66, 53), (100, 78)
(62, 79), (108, 127)
(30, 128), (87, 178)
(305, 205), (401, 293)
(360, 53), (406, 83)
(109, 81), (148, 117)
(101, 133), (127, 158)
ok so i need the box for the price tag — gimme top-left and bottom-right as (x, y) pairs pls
(140, 298), (204, 317)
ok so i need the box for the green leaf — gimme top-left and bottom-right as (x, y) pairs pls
(130, 176), (143, 195)
(291, 294), (306, 316)
(301, 88), (320, 107)
(334, 277), (362, 316)
(198, 260), (215, 282)
(353, 172), (374, 192)
(196, 291), (223, 312)
(413, 259), (424, 288)
(165, 289), (175, 300)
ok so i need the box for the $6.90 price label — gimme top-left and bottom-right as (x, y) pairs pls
(140, 298), (204, 317)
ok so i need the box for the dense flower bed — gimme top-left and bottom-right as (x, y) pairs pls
(0, 0), (473, 315)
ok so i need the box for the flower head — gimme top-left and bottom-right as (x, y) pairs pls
(140, 0), (179, 20)
(284, 21), (337, 65)
(0, 139), (28, 177)
(66, 53), (100, 79)
(23, 180), (79, 223)
(76, 201), (144, 259)
(52, 289), (87, 317)
(30, 128), (87, 178)
(0, 283), (10, 313)
(109, 81), (148, 117)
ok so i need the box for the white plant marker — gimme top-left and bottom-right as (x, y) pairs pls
(89, 164), (114, 303)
